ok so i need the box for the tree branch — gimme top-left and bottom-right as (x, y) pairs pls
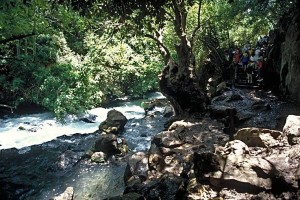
(172, 0), (183, 37)
(0, 104), (15, 113)
(191, 0), (203, 46)
(0, 32), (36, 45)
(144, 32), (171, 65)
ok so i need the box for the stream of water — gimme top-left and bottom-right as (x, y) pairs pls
(0, 92), (168, 199)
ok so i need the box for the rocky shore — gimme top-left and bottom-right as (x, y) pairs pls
(2, 87), (300, 200)
(111, 87), (300, 200)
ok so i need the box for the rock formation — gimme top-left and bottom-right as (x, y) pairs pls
(266, 3), (300, 102)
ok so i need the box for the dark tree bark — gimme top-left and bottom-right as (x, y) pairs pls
(157, 0), (207, 115)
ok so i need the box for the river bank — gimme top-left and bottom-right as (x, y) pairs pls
(1, 87), (300, 199)
(118, 86), (300, 200)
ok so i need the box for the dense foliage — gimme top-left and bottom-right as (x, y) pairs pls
(0, 0), (295, 119)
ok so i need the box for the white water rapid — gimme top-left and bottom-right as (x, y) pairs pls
(0, 92), (166, 150)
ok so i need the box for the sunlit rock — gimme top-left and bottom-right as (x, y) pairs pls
(53, 187), (74, 200)
(283, 115), (300, 145)
(234, 127), (283, 148)
(195, 142), (293, 194)
(148, 143), (165, 172)
(91, 152), (106, 163)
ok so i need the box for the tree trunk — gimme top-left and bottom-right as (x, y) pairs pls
(159, 45), (207, 116)
(158, 0), (207, 116)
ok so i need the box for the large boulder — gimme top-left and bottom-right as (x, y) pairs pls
(124, 152), (148, 186)
(93, 134), (128, 157)
(195, 140), (294, 194)
(283, 115), (300, 145)
(99, 109), (127, 134)
(234, 127), (283, 148)
(265, 3), (300, 102)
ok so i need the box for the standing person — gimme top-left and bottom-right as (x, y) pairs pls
(246, 63), (254, 84)
(233, 48), (241, 81)
(234, 48), (241, 65)
(248, 47), (254, 56)
(240, 52), (249, 72)
(257, 57), (263, 80)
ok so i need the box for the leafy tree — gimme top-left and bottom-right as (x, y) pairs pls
(89, 0), (209, 115)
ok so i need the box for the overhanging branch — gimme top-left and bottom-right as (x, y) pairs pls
(191, 0), (203, 46)
(0, 32), (36, 45)
(144, 32), (171, 65)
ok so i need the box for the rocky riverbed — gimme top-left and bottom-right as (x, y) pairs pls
(1, 87), (300, 199)
(119, 86), (300, 200)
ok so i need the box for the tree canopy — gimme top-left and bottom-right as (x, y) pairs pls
(0, 0), (296, 119)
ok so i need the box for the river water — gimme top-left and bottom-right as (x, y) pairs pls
(0, 92), (168, 199)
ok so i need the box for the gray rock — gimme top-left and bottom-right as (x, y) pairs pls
(50, 150), (83, 172)
(251, 100), (271, 111)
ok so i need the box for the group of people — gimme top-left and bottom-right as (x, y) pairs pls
(227, 35), (269, 85)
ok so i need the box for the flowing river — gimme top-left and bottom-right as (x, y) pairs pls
(0, 92), (169, 200)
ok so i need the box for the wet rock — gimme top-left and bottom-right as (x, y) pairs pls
(141, 101), (155, 111)
(91, 152), (107, 163)
(99, 109), (127, 134)
(49, 150), (83, 172)
(235, 110), (255, 123)
(163, 105), (174, 118)
(124, 152), (148, 186)
(148, 143), (165, 172)
(93, 134), (128, 157)
(53, 187), (74, 200)
(283, 115), (300, 145)
(251, 100), (271, 111)
(209, 105), (235, 119)
(234, 127), (283, 148)
(80, 114), (97, 123)
(226, 93), (243, 102)
(18, 126), (26, 130)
